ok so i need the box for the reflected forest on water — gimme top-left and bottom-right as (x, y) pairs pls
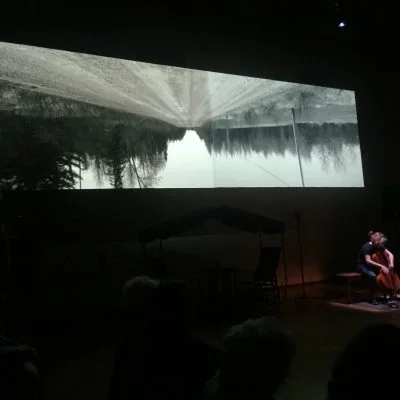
(0, 42), (364, 189)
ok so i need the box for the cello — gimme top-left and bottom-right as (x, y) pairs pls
(373, 250), (400, 299)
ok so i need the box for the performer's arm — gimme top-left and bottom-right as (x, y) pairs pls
(365, 255), (387, 271)
(384, 249), (395, 268)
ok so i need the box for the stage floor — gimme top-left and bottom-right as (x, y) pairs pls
(41, 282), (400, 400)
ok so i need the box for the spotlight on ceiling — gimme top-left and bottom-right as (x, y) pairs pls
(338, 21), (346, 28)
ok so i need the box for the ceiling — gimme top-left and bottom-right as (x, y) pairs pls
(0, 1), (392, 43)
(0, 0), (393, 92)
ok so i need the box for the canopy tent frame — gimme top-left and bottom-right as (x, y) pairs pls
(138, 205), (288, 289)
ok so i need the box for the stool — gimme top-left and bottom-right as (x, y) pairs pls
(336, 272), (361, 303)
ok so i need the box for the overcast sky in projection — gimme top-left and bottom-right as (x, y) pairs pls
(0, 41), (365, 189)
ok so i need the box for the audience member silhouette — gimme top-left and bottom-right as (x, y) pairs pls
(328, 323), (400, 400)
(108, 276), (159, 400)
(203, 316), (296, 400)
(120, 276), (159, 332)
(0, 337), (41, 400)
(146, 280), (220, 400)
(109, 277), (219, 400)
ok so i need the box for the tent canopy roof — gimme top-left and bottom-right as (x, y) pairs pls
(138, 205), (285, 244)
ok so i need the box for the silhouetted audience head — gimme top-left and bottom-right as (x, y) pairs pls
(217, 316), (295, 400)
(328, 323), (400, 400)
(121, 276), (159, 316)
(122, 276), (159, 309)
(109, 276), (159, 399)
(121, 276), (159, 335)
(144, 280), (219, 400)
(0, 342), (41, 400)
(149, 280), (194, 338)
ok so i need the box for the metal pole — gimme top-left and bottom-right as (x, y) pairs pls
(295, 212), (306, 298)
(281, 233), (288, 286)
(291, 108), (305, 187)
(79, 159), (82, 190)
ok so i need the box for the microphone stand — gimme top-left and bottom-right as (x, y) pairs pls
(294, 212), (306, 299)
(0, 190), (9, 334)
(294, 212), (322, 301)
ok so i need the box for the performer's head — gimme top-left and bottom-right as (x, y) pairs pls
(369, 231), (387, 247)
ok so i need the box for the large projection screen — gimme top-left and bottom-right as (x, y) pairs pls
(0, 41), (364, 189)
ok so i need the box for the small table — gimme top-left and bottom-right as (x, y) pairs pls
(336, 272), (361, 303)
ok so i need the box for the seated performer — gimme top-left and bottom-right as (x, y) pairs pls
(357, 231), (396, 305)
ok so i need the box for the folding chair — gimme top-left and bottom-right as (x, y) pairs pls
(239, 246), (282, 305)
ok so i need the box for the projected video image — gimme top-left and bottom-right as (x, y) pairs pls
(0, 41), (364, 189)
